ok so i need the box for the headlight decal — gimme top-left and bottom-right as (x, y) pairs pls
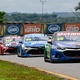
(5, 43), (11, 46)
(22, 44), (26, 49)
(52, 45), (66, 51)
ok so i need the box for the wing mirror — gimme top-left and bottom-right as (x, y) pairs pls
(47, 39), (52, 45)
(19, 41), (23, 44)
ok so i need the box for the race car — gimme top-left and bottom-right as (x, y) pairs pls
(0, 35), (21, 54)
(17, 33), (49, 57)
(44, 31), (80, 63)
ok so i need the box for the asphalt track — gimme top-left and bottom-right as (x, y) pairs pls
(0, 55), (80, 80)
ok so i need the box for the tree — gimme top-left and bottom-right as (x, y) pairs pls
(0, 11), (6, 23)
(75, 2), (80, 11)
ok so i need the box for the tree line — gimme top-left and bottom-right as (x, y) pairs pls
(2, 12), (80, 24)
(0, 2), (80, 24)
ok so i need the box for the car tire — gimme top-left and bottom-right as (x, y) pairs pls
(18, 46), (22, 57)
(44, 51), (48, 62)
(50, 51), (53, 63)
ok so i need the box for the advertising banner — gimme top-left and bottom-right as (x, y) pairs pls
(44, 24), (64, 34)
(23, 23), (42, 34)
(0, 24), (4, 36)
(3, 23), (23, 35)
(64, 23), (80, 31)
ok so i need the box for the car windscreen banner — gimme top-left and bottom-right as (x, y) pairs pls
(44, 24), (64, 34)
(0, 24), (4, 36)
(23, 23), (42, 34)
(3, 23), (23, 35)
(64, 23), (80, 31)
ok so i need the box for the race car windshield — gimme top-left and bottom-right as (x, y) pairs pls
(3, 37), (21, 43)
(25, 36), (48, 41)
(56, 35), (80, 41)
(3, 38), (12, 43)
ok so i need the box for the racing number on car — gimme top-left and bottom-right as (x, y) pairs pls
(26, 38), (32, 41)
(57, 37), (64, 41)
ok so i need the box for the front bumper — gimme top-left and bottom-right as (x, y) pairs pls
(22, 46), (44, 56)
(4, 46), (17, 53)
(51, 48), (80, 61)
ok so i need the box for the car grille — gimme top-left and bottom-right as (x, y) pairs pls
(30, 46), (44, 49)
(63, 50), (80, 57)
(25, 48), (44, 55)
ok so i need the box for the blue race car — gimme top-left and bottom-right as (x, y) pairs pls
(44, 31), (80, 63)
(17, 33), (49, 57)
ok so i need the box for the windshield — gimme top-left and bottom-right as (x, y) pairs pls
(3, 38), (12, 43)
(25, 36), (49, 42)
(55, 32), (80, 41)
(3, 37), (21, 43)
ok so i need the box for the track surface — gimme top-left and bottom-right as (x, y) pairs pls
(0, 55), (80, 80)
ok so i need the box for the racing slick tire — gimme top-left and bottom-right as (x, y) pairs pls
(17, 46), (22, 57)
(49, 44), (54, 63)
(44, 51), (48, 62)
(50, 51), (53, 63)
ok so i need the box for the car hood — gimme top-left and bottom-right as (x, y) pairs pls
(24, 41), (47, 47)
(54, 41), (80, 48)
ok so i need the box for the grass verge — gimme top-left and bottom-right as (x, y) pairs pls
(0, 60), (63, 80)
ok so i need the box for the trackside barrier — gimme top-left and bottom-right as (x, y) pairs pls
(0, 23), (80, 36)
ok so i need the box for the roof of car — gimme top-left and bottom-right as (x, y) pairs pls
(24, 34), (47, 37)
(54, 31), (80, 33)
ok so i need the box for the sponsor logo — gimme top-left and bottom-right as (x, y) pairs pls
(7, 26), (19, 34)
(48, 25), (60, 33)
(66, 25), (79, 31)
(31, 41), (45, 45)
(25, 26), (40, 33)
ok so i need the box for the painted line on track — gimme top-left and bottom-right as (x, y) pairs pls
(0, 58), (78, 80)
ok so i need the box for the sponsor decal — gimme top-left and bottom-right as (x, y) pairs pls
(76, 43), (80, 46)
(31, 41), (46, 45)
(57, 32), (80, 36)
(66, 25), (79, 31)
(25, 26), (40, 32)
(48, 25), (60, 33)
(7, 26), (19, 34)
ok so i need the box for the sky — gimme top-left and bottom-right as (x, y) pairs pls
(0, 0), (80, 13)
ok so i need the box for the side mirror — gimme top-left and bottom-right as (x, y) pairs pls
(49, 36), (52, 39)
(19, 41), (23, 44)
(47, 39), (52, 45)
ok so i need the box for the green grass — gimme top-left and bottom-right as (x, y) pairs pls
(0, 60), (63, 80)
